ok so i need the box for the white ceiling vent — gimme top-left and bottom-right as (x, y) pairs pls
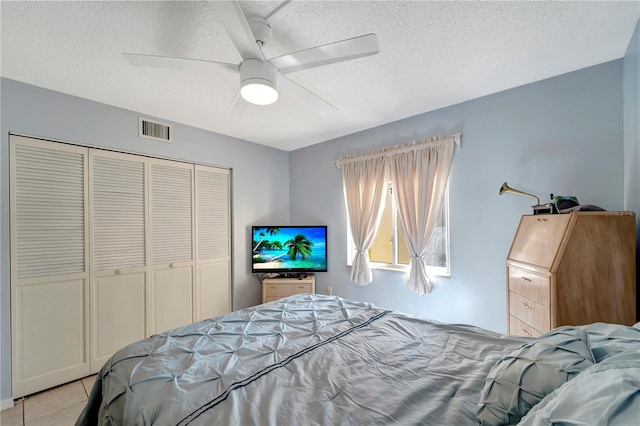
(139, 117), (172, 143)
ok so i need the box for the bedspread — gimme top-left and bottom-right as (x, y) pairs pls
(77, 294), (528, 425)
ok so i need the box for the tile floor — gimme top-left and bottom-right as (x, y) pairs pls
(0, 375), (96, 426)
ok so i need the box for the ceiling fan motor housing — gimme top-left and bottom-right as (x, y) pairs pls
(247, 15), (272, 46)
(240, 59), (279, 105)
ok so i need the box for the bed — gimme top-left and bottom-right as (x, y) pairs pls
(76, 294), (640, 425)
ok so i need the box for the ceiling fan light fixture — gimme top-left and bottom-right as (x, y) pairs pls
(241, 80), (278, 105)
(239, 59), (279, 106)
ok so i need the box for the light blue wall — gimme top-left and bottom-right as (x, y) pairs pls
(0, 78), (290, 401)
(290, 60), (625, 333)
(623, 20), (640, 313)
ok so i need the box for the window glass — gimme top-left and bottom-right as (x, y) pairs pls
(369, 186), (394, 264)
(357, 183), (449, 275)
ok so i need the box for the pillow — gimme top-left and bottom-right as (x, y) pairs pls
(517, 355), (640, 425)
(476, 327), (595, 426)
(582, 322), (640, 363)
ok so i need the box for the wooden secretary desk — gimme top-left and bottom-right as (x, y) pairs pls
(506, 211), (636, 337)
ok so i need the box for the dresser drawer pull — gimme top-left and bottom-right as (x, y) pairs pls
(269, 285), (278, 289)
(522, 302), (533, 310)
(536, 218), (548, 222)
(298, 285), (306, 289)
(522, 328), (532, 336)
(521, 276), (532, 282)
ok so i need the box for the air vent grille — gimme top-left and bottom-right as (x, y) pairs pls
(139, 117), (172, 143)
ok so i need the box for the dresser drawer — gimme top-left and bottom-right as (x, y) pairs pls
(509, 291), (550, 332)
(264, 282), (312, 296)
(508, 268), (550, 307)
(262, 276), (316, 304)
(264, 295), (287, 303)
(509, 315), (542, 337)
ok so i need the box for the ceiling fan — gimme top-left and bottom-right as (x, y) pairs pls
(123, 0), (380, 117)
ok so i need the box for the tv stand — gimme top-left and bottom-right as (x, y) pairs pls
(278, 272), (307, 279)
(262, 274), (315, 303)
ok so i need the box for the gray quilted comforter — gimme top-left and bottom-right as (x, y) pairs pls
(77, 294), (528, 425)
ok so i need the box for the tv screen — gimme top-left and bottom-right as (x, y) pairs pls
(252, 226), (327, 274)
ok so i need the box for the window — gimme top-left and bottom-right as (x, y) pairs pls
(348, 183), (450, 276)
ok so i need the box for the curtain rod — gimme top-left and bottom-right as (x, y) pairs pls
(335, 132), (461, 168)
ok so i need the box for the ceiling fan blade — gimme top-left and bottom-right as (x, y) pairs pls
(265, 0), (293, 21)
(226, 89), (248, 118)
(208, 0), (265, 61)
(271, 33), (379, 74)
(280, 76), (336, 116)
(122, 53), (237, 73)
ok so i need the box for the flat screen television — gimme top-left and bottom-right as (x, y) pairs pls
(252, 225), (327, 275)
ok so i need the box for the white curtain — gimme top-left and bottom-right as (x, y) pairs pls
(388, 135), (455, 296)
(339, 155), (388, 285)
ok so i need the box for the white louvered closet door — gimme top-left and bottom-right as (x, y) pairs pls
(195, 165), (231, 321)
(89, 150), (147, 372)
(149, 159), (195, 334)
(10, 135), (90, 398)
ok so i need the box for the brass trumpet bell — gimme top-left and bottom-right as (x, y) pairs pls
(499, 182), (540, 205)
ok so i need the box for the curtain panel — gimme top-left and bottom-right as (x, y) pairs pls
(339, 155), (388, 285)
(388, 136), (455, 295)
(337, 133), (458, 292)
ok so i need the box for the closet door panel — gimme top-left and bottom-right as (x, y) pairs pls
(93, 272), (146, 371)
(10, 135), (90, 398)
(91, 152), (146, 269)
(195, 165), (231, 321)
(18, 278), (86, 378)
(149, 159), (195, 334)
(89, 150), (147, 371)
(197, 260), (230, 320)
(152, 267), (193, 333)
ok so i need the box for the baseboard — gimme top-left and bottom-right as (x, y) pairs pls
(0, 397), (15, 411)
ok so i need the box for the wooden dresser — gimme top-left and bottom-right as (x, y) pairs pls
(506, 211), (636, 337)
(262, 275), (316, 303)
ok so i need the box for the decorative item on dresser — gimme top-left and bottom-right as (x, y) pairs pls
(506, 211), (636, 337)
(262, 275), (316, 303)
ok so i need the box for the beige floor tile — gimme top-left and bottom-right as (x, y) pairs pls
(81, 375), (97, 397)
(0, 399), (24, 426)
(23, 381), (87, 424)
(24, 401), (86, 426)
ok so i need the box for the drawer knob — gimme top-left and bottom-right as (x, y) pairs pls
(522, 328), (532, 336)
(521, 276), (532, 282)
(522, 302), (532, 310)
(270, 285), (277, 289)
(298, 285), (305, 289)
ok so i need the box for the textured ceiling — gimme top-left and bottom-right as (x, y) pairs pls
(2, 1), (638, 151)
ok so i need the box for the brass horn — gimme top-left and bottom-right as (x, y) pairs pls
(499, 182), (540, 205)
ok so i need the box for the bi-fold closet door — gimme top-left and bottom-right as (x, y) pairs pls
(10, 135), (231, 397)
(10, 136), (90, 399)
(89, 150), (147, 370)
(148, 158), (195, 335)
